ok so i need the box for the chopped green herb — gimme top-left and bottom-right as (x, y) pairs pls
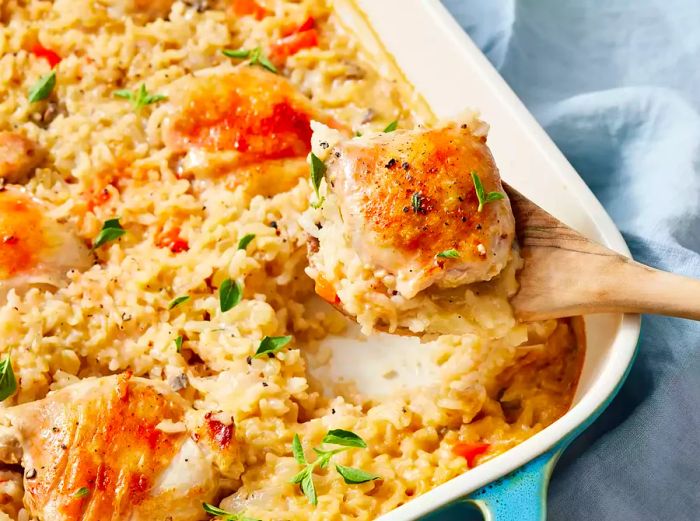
(354, 131), (362, 137)
(202, 502), (260, 521)
(470, 171), (504, 212)
(73, 487), (90, 498)
(383, 120), (398, 132)
(436, 249), (460, 259)
(485, 191), (506, 204)
(92, 218), (126, 249)
(289, 437), (318, 505)
(237, 233), (256, 250)
(219, 279), (242, 313)
(300, 471), (317, 506)
(335, 464), (380, 484)
(292, 433), (307, 464)
(313, 447), (347, 469)
(168, 295), (190, 310)
(253, 335), (292, 359)
(290, 430), (379, 506)
(250, 47), (277, 73)
(322, 429), (367, 448)
(221, 49), (252, 59)
(114, 84), (167, 113)
(28, 71), (56, 103)
(0, 355), (16, 402)
(411, 192), (423, 213)
(309, 152), (326, 208)
(175, 336), (183, 353)
(223, 46), (277, 73)
(289, 467), (307, 484)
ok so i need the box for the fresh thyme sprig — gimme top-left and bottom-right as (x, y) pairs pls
(114, 84), (167, 113)
(470, 171), (504, 212)
(202, 502), (260, 521)
(222, 47), (277, 73)
(290, 429), (380, 506)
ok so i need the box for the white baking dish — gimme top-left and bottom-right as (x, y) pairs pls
(321, 1), (642, 519)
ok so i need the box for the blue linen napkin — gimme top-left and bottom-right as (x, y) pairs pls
(438, 1), (700, 519)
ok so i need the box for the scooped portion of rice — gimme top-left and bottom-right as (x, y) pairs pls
(301, 116), (519, 335)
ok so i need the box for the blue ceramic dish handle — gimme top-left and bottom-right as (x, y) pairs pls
(466, 446), (564, 521)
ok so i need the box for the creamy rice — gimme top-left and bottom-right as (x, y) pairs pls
(0, 1), (583, 519)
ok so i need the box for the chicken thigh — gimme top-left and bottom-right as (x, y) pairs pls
(0, 187), (92, 303)
(165, 66), (340, 177)
(312, 117), (515, 298)
(0, 373), (241, 521)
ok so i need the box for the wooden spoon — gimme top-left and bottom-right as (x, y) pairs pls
(506, 183), (700, 321)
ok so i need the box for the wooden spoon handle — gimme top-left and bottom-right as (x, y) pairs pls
(505, 184), (700, 321)
(601, 259), (700, 319)
(511, 244), (700, 321)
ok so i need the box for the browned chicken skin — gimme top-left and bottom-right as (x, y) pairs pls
(163, 67), (344, 197)
(0, 374), (241, 521)
(164, 67), (342, 171)
(321, 118), (515, 297)
(0, 187), (92, 303)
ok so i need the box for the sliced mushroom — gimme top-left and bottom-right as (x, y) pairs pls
(0, 131), (42, 184)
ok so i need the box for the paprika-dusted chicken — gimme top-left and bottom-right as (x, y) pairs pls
(302, 115), (518, 334)
(0, 373), (242, 521)
(164, 66), (341, 190)
(0, 187), (92, 304)
(321, 118), (514, 298)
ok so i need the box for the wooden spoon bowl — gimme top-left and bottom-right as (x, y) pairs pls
(505, 183), (700, 321)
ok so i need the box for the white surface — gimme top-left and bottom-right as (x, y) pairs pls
(323, 1), (642, 520)
(310, 323), (439, 396)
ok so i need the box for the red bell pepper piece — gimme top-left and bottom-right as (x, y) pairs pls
(231, 0), (268, 20)
(31, 43), (61, 68)
(453, 442), (490, 468)
(281, 15), (315, 37)
(156, 227), (189, 254)
(270, 29), (319, 63)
